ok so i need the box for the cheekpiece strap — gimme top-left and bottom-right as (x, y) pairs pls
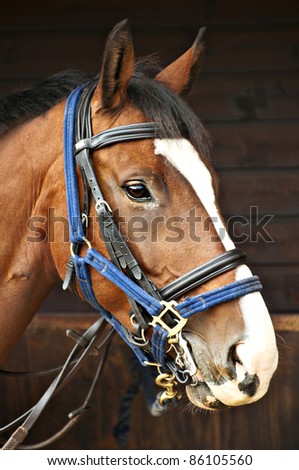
(63, 85), (86, 243)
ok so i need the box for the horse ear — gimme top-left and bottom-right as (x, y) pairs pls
(155, 27), (206, 95)
(93, 19), (134, 112)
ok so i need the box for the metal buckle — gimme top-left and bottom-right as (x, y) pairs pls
(149, 300), (187, 337)
(155, 372), (182, 405)
(95, 199), (112, 214)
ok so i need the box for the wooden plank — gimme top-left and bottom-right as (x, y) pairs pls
(272, 313), (299, 332)
(190, 73), (299, 122)
(225, 216), (299, 264)
(210, 121), (299, 169)
(251, 266), (299, 313)
(0, 26), (299, 81)
(204, 27), (299, 73)
(133, 28), (299, 74)
(0, 0), (298, 33)
(207, 0), (299, 26)
(218, 169), (299, 215)
(0, 312), (298, 449)
(0, 0), (206, 32)
(0, 31), (105, 80)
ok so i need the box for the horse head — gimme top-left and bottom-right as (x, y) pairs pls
(51, 20), (278, 411)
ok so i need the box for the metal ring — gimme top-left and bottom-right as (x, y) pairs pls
(130, 313), (139, 328)
(70, 237), (92, 258)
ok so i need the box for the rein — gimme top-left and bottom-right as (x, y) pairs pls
(1, 83), (263, 449)
(1, 318), (114, 449)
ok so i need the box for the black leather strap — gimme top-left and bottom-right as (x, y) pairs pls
(74, 122), (158, 153)
(160, 248), (247, 300)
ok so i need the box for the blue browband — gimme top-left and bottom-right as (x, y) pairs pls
(63, 85), (262, 379)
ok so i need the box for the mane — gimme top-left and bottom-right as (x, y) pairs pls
(0, 70), (88, 135)
(0, 59), (210, 157)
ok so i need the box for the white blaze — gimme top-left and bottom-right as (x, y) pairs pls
(154, 138), (235, 251)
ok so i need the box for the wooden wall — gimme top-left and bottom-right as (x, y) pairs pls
(0, 0), (298, 450)
(1, 314), (298, 450)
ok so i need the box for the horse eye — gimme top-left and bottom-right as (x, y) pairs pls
(124, 182), (151, 202)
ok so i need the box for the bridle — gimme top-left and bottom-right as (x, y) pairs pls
(63, 84), (262, 389)
(1, 83), (262, 449)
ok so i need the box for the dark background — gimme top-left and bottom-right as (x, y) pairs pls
(0, 0), (298, 450)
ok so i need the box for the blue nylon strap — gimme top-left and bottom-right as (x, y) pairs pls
(73, 254), (151, 366)
(151, 326), (169, 369)
(177, 276), (262, 318)
(63, 85), (86, 243)
(73, 255), (102, 311)
(84, 248), (162, 316)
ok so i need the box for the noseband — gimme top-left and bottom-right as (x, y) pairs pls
(63, 84), (262, 392)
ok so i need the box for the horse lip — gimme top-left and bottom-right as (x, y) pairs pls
(183, 332), (229, 410)
(185, 380), (228, 410)
(185, 355), (228, 410)
(183, 331), (217, 383)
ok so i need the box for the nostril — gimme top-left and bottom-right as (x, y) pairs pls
(228, 343), (260, 397)
(238, 373), (260, 397)
(228, 344), (260, 397)
(228, 343), (243, 368)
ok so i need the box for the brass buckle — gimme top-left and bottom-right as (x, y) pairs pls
(149, 300), (187, 337)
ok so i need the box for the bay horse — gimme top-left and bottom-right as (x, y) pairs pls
(0, 20), (278, 447)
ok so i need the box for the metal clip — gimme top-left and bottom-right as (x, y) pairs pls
(155, 372), (182, 405)
(149, 300), (187, 338)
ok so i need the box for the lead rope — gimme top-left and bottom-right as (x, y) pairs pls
(113, 356), (181, 447)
